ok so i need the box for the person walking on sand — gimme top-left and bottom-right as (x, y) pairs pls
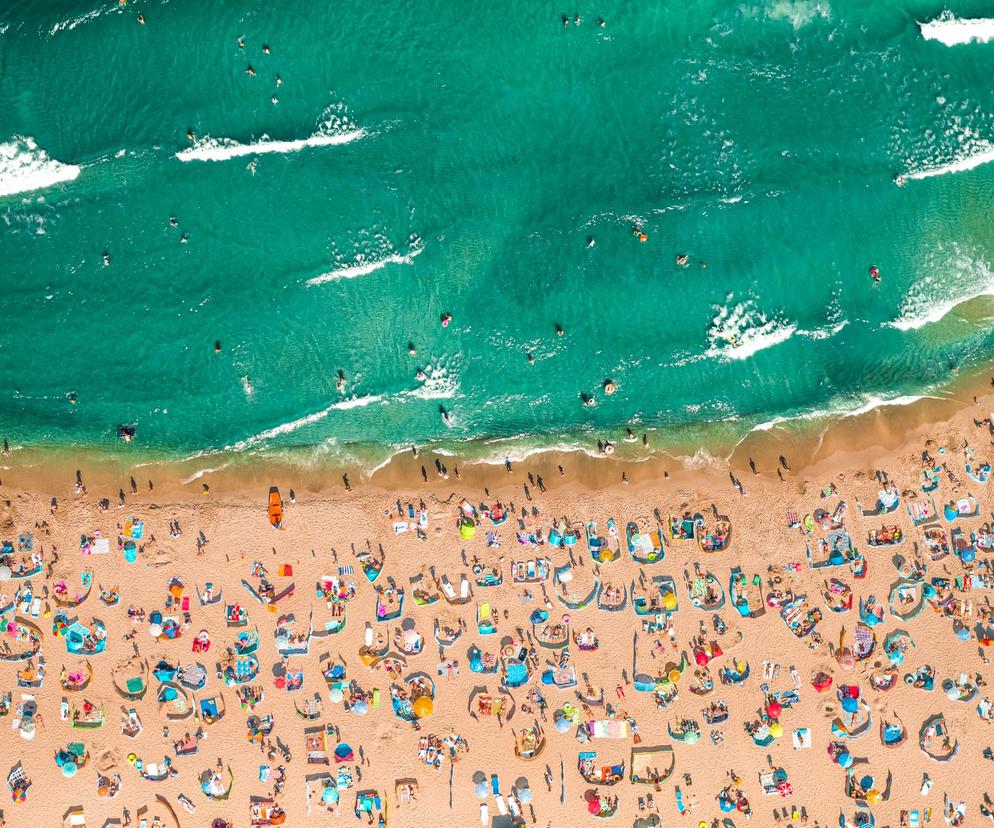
(343, 473), (351, 492)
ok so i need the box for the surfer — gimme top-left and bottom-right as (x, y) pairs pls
(238, 36), (244, 49)
(407, 341), (416, 356)
(68, 392), (77, 405)
(555, 323), (564, 337)
(869, 265), (880, 284)
(676, 254), (689, 266)
(186, 129), (195, 142)
(263, 44), (271, 54)
(276, 75), (282, 87)
(336, 371), (346, 392)
(272, 95), (279, 105)
(180, 233), (188, 244)
(246, 65), (256, 76)
(527, 352), (535, 365)
(586, 237), (596, 248)
(169, 217), (178, 228)
(214, 340), (222, 353)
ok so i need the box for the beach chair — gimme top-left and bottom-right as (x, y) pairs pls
(440, 576), (457, 601)
(460, 576), (472, 601)
(478, 603), (496, 635)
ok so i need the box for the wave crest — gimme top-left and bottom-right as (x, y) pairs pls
(920, 11), (994, 46)
(0, 137), (80, 198)
(176, 129), (365, 163)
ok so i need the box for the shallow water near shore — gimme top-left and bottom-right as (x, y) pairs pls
(4, 1), (994, 467)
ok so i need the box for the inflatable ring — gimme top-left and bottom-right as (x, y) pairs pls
(127, 753), (137, 765)
(502, 645), (516, 658)
(838, 654), (855, 671)
(668, 669), (682, 683)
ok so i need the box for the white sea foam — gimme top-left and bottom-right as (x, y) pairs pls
(48, 6), (110, 36)
(904, 141), (994, 181)
(0, 137), (80, 198)
(920, 12), (994, 46)
(706, 298), (796, 361)
(764, 0), (831, 29)
(176, 129), (365, 163)
(180, 464), (230, 485)
(307, 240), (423, 286)
(887, 243), (994, 330)
(227, 394), (383, 452)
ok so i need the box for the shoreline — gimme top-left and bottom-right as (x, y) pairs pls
(1, 362), (990, 502)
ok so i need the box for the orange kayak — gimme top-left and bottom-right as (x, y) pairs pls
(268, 487), (283, 529)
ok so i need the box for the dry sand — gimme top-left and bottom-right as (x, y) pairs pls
(5, 381), (994, 828)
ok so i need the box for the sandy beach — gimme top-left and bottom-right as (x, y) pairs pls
(4, 380), (994, 828)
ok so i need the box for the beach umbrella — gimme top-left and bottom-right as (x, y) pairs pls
(587, 798), (602, 815)
(351, 699), (368, 716)
(962, 548), (975, 563)
(555, 715), (571, 733)
(841, 696), (858, 714)
(766, 701), (782, 719)
(322, 786), (339, 804)
(860, 775), (873, 791)
(516, 784), (532, 804)
(147, 623), (162, 638)
(475, 781), (489, 799)
(662, 593), (677, 611)
(838, 752), (853, 769)
(0, 565), (11, 580)
(956, 626), (971, 641)
(62, 761), (77, 778)
(470, 658), (483, 672)
(412, 696), (433, 718)
(328, 686), (344, 703)
(769, 722), (783, 738)
(683, 730), (700, 744)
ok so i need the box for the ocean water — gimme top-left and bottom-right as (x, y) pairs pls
(3, 0), (994, 469)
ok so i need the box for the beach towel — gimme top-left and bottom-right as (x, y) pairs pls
(591, 719), (631, 739)
(338, 566), (354, 576)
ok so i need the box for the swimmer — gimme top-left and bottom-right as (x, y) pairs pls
(272, 95), (279, 105)
(247, 160), (257, 175)
(676, 254), (688, 266)
(441, 312), (452, 328)
(625, 428), (637, 442)
(102, 251), (111, 267)
(581, 393), (596, 407)
(136, 13), (144, 24)
(336, 371), (346, 392)
(68, 391), (77, 405)
(440, 405), (452, 426)
(262, 44), (271, 54)
(555, 323), (564, 337)
(869, 265), (880, 283)
(180, 233), (188, 244)
(415, 369), (426, 382)
(895, 175), (906, 187)
(169, 217), (178, 228)
(598, 17), (606, 27)
(407, 341), (416, 356)
(603, 380), (617, 395)
(527, 352), (535, 365)
(276, 75), (282, 87)
(562, 14), (570, 26)
(186, 129), (195, 142)
(574, 14), (582, 24)
(246, 65), (256, 76)
(214, 340), (222, 353)
(238, 36), (245, 49)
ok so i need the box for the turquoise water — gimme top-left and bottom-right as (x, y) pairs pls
(3, 0), (994, 467)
